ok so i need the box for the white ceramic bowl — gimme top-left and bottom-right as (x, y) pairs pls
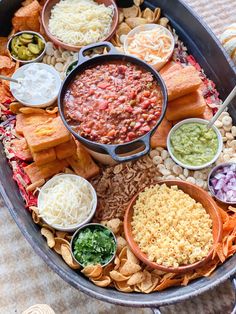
(10, 63), (61, 108)
(7, 31), (46, 64)
(70, 223), (117, 267)
(124, 24), (175, 70)
(167, 118), (223, 170)
(37, 174), (97, 232)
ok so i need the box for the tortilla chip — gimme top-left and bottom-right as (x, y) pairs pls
(12, 0), (41, 32)
(154, 277), (183, 291)
(213, 243), (226, 263)
(11, 138), (33, 161)
(0, 37), (8, 56)
(0, 85), (14, 103)
(15, 0), (41, 17)
(22, 0), (35, 6)
(0, 56), (15, 70)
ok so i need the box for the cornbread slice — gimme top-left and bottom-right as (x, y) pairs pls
(55, 138), (77, 160)
(151, 117), (172, 148)
(15, 113), (56, 135)
(66, 143), (100, 179)
(10, 138), (32, 161)
(24, 159), (68, 183)
(163, 66), (202, 101)
(159, 61), (182, 76)
(23, 116), (71, 153)
(166, 90), (206, 121)
(32, 148), (56, 166)
(196, 105), (213, 120)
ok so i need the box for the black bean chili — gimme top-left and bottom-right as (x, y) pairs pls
(64, 61), (163, 144)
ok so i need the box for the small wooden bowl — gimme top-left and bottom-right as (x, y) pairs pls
(41, 0), (119, 51)
(124, 180), (223, 274)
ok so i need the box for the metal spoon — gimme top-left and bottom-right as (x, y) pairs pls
(207, 85), (236, 129)
(0, 75), (20, 84)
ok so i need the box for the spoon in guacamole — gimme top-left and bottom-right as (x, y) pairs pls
(207, 85), (236, 129)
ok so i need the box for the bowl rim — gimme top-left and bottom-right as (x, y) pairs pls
(10, 62), (61, 107)
(37, 174), (98, 232)
(7, 30), (46, 64)
(124, 180), (223, 274)
(167, 118), (223, 170)
(70, 222), (117, 267)
(207, 161), (236, 205)
(41, 0), (119, 51)
(124, 23), (175, 68)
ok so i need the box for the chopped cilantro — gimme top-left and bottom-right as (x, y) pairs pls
(73, 226), (116, 267)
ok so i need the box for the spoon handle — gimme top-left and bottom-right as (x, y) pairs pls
(207, 85), (236, 129)
(0, 75), (19, 84)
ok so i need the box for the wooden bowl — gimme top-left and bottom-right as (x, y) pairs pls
(41, 0), (119, 51)
(124, 180), (223, 274)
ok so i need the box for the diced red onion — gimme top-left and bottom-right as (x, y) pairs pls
(210, 164), (236, 203)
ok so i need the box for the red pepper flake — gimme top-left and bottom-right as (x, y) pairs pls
(187, 55), (202, 71)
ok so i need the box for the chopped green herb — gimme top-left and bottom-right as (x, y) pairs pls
(73, 226), (116, 267)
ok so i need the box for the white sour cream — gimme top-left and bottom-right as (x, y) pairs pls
(11, 63), (61, 105)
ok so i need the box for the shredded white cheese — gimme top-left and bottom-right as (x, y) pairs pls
(48, 0), (114, 46)
(38, 175), (95, 227)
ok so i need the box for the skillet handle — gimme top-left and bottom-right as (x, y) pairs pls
(78, 41), (119, 65)
(232, 276), (236, 314)
(104, 132), (151, 163)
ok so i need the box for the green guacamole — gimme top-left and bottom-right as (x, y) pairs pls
(170, 122), (219, 166)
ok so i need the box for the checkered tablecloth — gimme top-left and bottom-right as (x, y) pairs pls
(0, 0), (235, 313)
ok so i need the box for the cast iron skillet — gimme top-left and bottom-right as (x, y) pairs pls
(0, 0), (236, 313)
(58, 41), (167, 163)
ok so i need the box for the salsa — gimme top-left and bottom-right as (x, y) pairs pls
(72, 225), (116, 267)
(170, 122), (219, 166)
(64, 61), (163, 144)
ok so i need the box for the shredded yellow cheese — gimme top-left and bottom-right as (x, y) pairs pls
(127, 27), (173, 64)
